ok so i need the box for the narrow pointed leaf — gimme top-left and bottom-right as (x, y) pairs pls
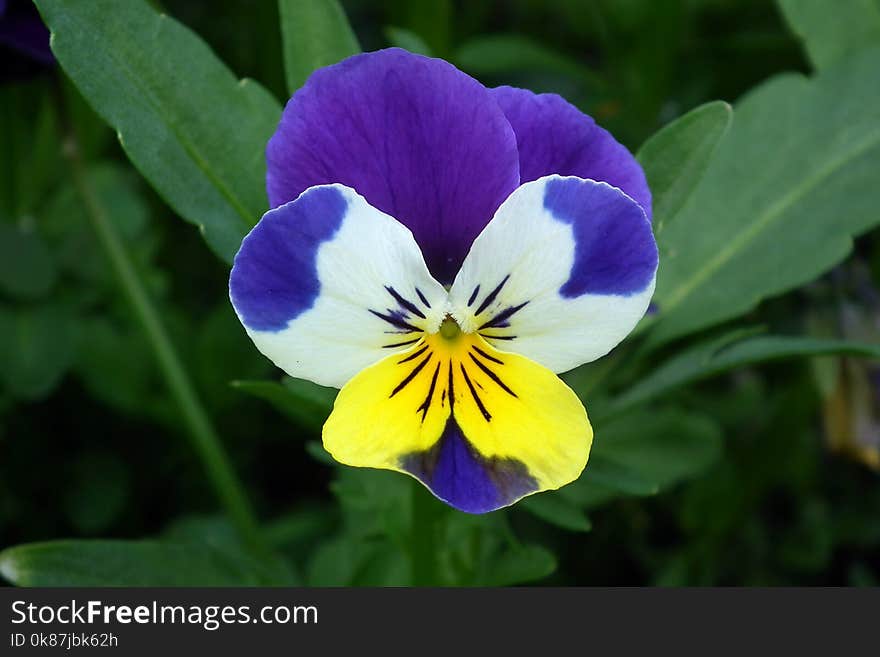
(608, 332), (880, 416)
(637, 101), (732, 232)
(649, 49), (880, 346)
(34, 0), (281, 263)
(0, 540), (278, 586)
(279, 0), (361, 94)
(231, 378), (336, 431)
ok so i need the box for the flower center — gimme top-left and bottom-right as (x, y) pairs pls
(439, 315), (462, 341)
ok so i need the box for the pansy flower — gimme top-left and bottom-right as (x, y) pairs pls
(230, 49), (658, 513)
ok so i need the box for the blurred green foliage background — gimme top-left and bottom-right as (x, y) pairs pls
(1, 0), (878, 586)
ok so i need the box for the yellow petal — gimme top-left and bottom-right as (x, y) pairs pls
(323, 337), (450, 471)
(322, 329), (592, 513)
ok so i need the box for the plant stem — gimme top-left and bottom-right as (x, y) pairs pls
(410, 480), (440, 586)
(65, 137), (263, 552)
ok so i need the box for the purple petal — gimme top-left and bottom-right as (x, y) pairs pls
(401, 418), (537, 514)
(266, 48), (520, 284)
(491, 86), (652, 220)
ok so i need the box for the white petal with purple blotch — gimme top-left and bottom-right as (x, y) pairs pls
(230, 184), (447, 388)
(449, 175), (658, 374)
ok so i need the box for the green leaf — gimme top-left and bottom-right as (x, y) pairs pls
(330, 468), (410, 515)
(649, 49), (880, 346)
(779, 0), (880, 70)
(265, 506), (336, 550)
(520, 494), (592, 532)
(588, 410), (723, 494)
(305, 440), (335, 465)
(17, 97), (62, 216)
(193, 305), (272, 411)
(279, 0), (361, 95)
(307, 537), (408, 586)
(482, 544), (556, 586)
(0, 87), (59, 218)
(637, 101), (732, 232)
(231, 377), (336, 431)
(0, 303), (74, 400)
(581, 456), (661, 496)
(35, 0), (281, 264)
(163, 515), (301, 585)
(454, 34), (597, 83)
(0, 539), (277, 586)
(608, 331), (880, 416)
(397, 0), (452, 57)
(0, 223), (56, 300)
(563, 410), (722, 503)
(557, 479), (619, 509)
(384, 26), (433, 56)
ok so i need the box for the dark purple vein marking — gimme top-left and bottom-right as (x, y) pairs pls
(479, 301), (529, 330)
(467, 285), (481, 307)
(469, 353), (517, 398)
(369, 308), (420, 332)
(460, 364), (491, 421)
(472, 345), (504, 364)
(415, 288), (431, 308)
(397, 344), (429, 364)
(386, 286), (426, 319)
(475, 275), (510, 315)
(447, 361), (455, 411)
(383, 337), (421, 349)
(390, 353), (432, 398)
(481, 333), (517, 341)
(417, 362), (441, 422)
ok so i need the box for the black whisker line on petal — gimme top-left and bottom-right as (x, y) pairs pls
(369, 308), (420, 332)
(469, 353), (517, 398)
(383, 337), (422, 349)
(447, 360), (455, 411)
(386, 286), (426, 319)
(472, 345), (504, 364)
(481, 333), (517, 341)
(460, 364), (491, 421)
(397, 344), (429, 364)
(467, 285), (480, 307)
(479, 301), (529, 330)
(417, 362), (441, 422)
(475, 274), (510, 315)
(415, 288), (431, 309)
(390, 353), (433, 398)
